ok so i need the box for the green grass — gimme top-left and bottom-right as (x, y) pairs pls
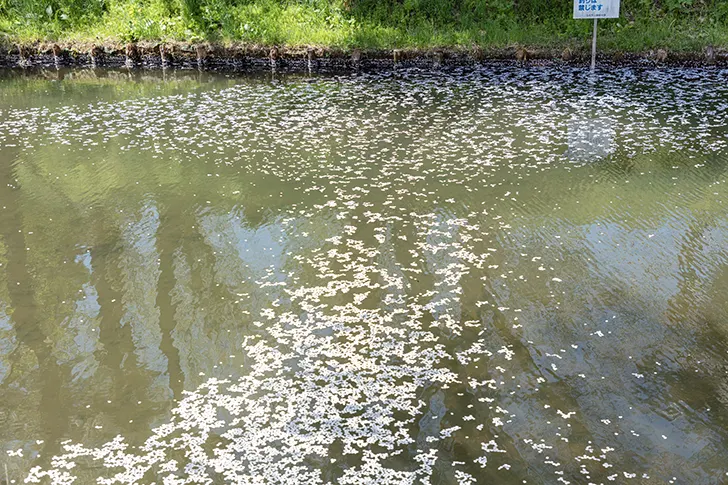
(0, 0), (726, 52)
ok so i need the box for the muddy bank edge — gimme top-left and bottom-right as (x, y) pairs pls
(1, 40), (726, 71)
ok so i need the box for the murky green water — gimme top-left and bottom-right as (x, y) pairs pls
(1, 66), (728, 484)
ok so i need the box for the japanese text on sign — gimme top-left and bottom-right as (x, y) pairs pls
(573, 0), (620, 19)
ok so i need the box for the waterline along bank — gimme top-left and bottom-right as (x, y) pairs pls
(1, 41), (726, 71)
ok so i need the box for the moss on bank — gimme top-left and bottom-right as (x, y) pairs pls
(0, 0), (726, 54)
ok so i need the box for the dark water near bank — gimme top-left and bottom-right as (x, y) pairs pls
(1, 66), (728, 484)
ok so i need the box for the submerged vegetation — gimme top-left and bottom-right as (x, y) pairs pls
(0, 0), (726, 53)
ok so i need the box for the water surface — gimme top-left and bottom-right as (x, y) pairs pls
(1, 66), (728, 484)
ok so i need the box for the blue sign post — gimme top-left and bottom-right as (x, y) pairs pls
(573, 0), (620, 71)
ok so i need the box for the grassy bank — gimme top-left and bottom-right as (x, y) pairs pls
(0, 0), (726, 53)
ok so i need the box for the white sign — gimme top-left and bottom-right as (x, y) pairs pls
(573, 0), (620, 19)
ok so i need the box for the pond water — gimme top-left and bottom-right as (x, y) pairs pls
(1, 65), (728, 484)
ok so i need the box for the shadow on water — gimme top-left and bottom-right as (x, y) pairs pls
(0, 150), (70, 465)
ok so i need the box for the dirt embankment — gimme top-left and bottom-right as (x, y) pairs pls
(1, 41), (725, 71)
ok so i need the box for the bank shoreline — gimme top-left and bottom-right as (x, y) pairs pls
(1, 41), (725, 71)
